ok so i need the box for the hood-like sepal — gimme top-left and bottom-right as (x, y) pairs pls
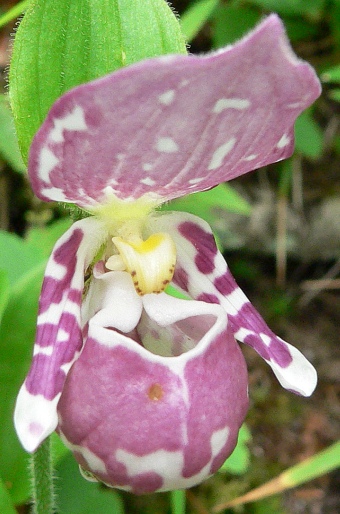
(149, 212), (317, 397)
(14, 218), (107, 452)
(28, 15), (320, 209)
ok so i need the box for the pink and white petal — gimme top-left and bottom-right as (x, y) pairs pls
(14, 217), (108, 452)
(148, 212), (317, 397)
(28, 15), (320, 208)
(58, 293), (248, 493)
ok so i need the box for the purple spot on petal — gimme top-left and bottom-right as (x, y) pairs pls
(268, 338), (292, 367)
(178, 222), (217, 274)
(214, 271), (237, 295)
(173, 266), (189, 292)
(197, 293), (220, 304)
(26, 353), (66, 399)
(39, 228), (83, 314)
(29, 422), (44, 437)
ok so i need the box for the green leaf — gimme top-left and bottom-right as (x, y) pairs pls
(0, 95), (25, 173)
(25, 218), (73, 258)
(219, 424), (251, 475)
(0, 220), (70, 505)
(57, 453), (124, 514)
(0, 219), (72, 286)
(0, 231), (45, 286)
(162, 183), (251, 226)
(294, 109), (323, 159)
(213, 441), (340, 510)
(0, 262), (46, 505)
(180, 0), (219, 42)
(9, 0), (187, 162)
(212, 5), (260, 48)
(0, 477), (17, 514)
(0, 269), (10, 324)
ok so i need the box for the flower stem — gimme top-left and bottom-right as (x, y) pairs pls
(30, 437), (55, 514)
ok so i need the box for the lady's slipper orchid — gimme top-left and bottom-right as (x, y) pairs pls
(15, 15), (321, 494)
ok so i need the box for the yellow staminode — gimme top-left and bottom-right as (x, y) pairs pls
(108, 233), (176, 295)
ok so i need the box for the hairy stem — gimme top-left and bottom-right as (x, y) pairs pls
(30, 438), (55, 514)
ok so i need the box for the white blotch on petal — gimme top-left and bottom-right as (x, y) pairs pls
(234, 327), (256, 342)
(220, 288), (248, 316)
(156, 137), (179, 153)
(244, 154), (257, 161)
(38, 148), (60, 182)
(158, 90), (175, 105)
(46, 260), (67, 281)
(40, 187), (68, 202)
(140, 177), (156, 186)
(188, 177), (203, 185)
(277, 134), (290, 148)
(213, 98), (250, 113)
(49, 105), (87, 143)
(142, 163), (153, 172)
(33, 345), (53, 357)
(210, 426), (230, 457)
(180, 79), (189, 88)
(260, 332), (272, 347)
(81, 448), (108, 474)
(208, 138), (236, 170)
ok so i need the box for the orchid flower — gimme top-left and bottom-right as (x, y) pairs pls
(14, 15), (320, 494)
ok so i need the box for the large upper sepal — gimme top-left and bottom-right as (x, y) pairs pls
(28, 15), (320, 209)
(14, 217), (107, 452)
(57, 279), (248, 493)
(149, 212), (317, 397)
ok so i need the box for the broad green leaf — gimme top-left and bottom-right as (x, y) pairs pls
(219, 424), (251, 475)
(180, 0), (219, 42)
(57, 453), (124, 514)
(212, 6), (260, 48)
(0, 95), (25, 173)
(0, 219), (73, 504)
(25, 218), (73, 258)
(0, 477), (17, 514)
(10, 0), (187, 162)
(213, 441), (340, 510)
(0, 218), (72, 286)
(0, 231), (46, 286)
(0, 269), (9, 324)
(294, 109), (323, 159)
(0, 0), (30, 29)
(162, 183), (251, 224)
(0, 262), (46, 504)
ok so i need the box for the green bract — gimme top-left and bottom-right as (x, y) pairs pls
(9, 0), (186, 163)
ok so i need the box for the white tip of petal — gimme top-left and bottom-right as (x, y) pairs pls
(270, 342), (317, 397)
(14, 385), (59, 452)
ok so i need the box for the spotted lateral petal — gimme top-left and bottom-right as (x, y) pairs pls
(14, 218), (107, 452)
(149, 212), (317, 397)
(28, 14), (320, 209)
(57, 278), (248, 493)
